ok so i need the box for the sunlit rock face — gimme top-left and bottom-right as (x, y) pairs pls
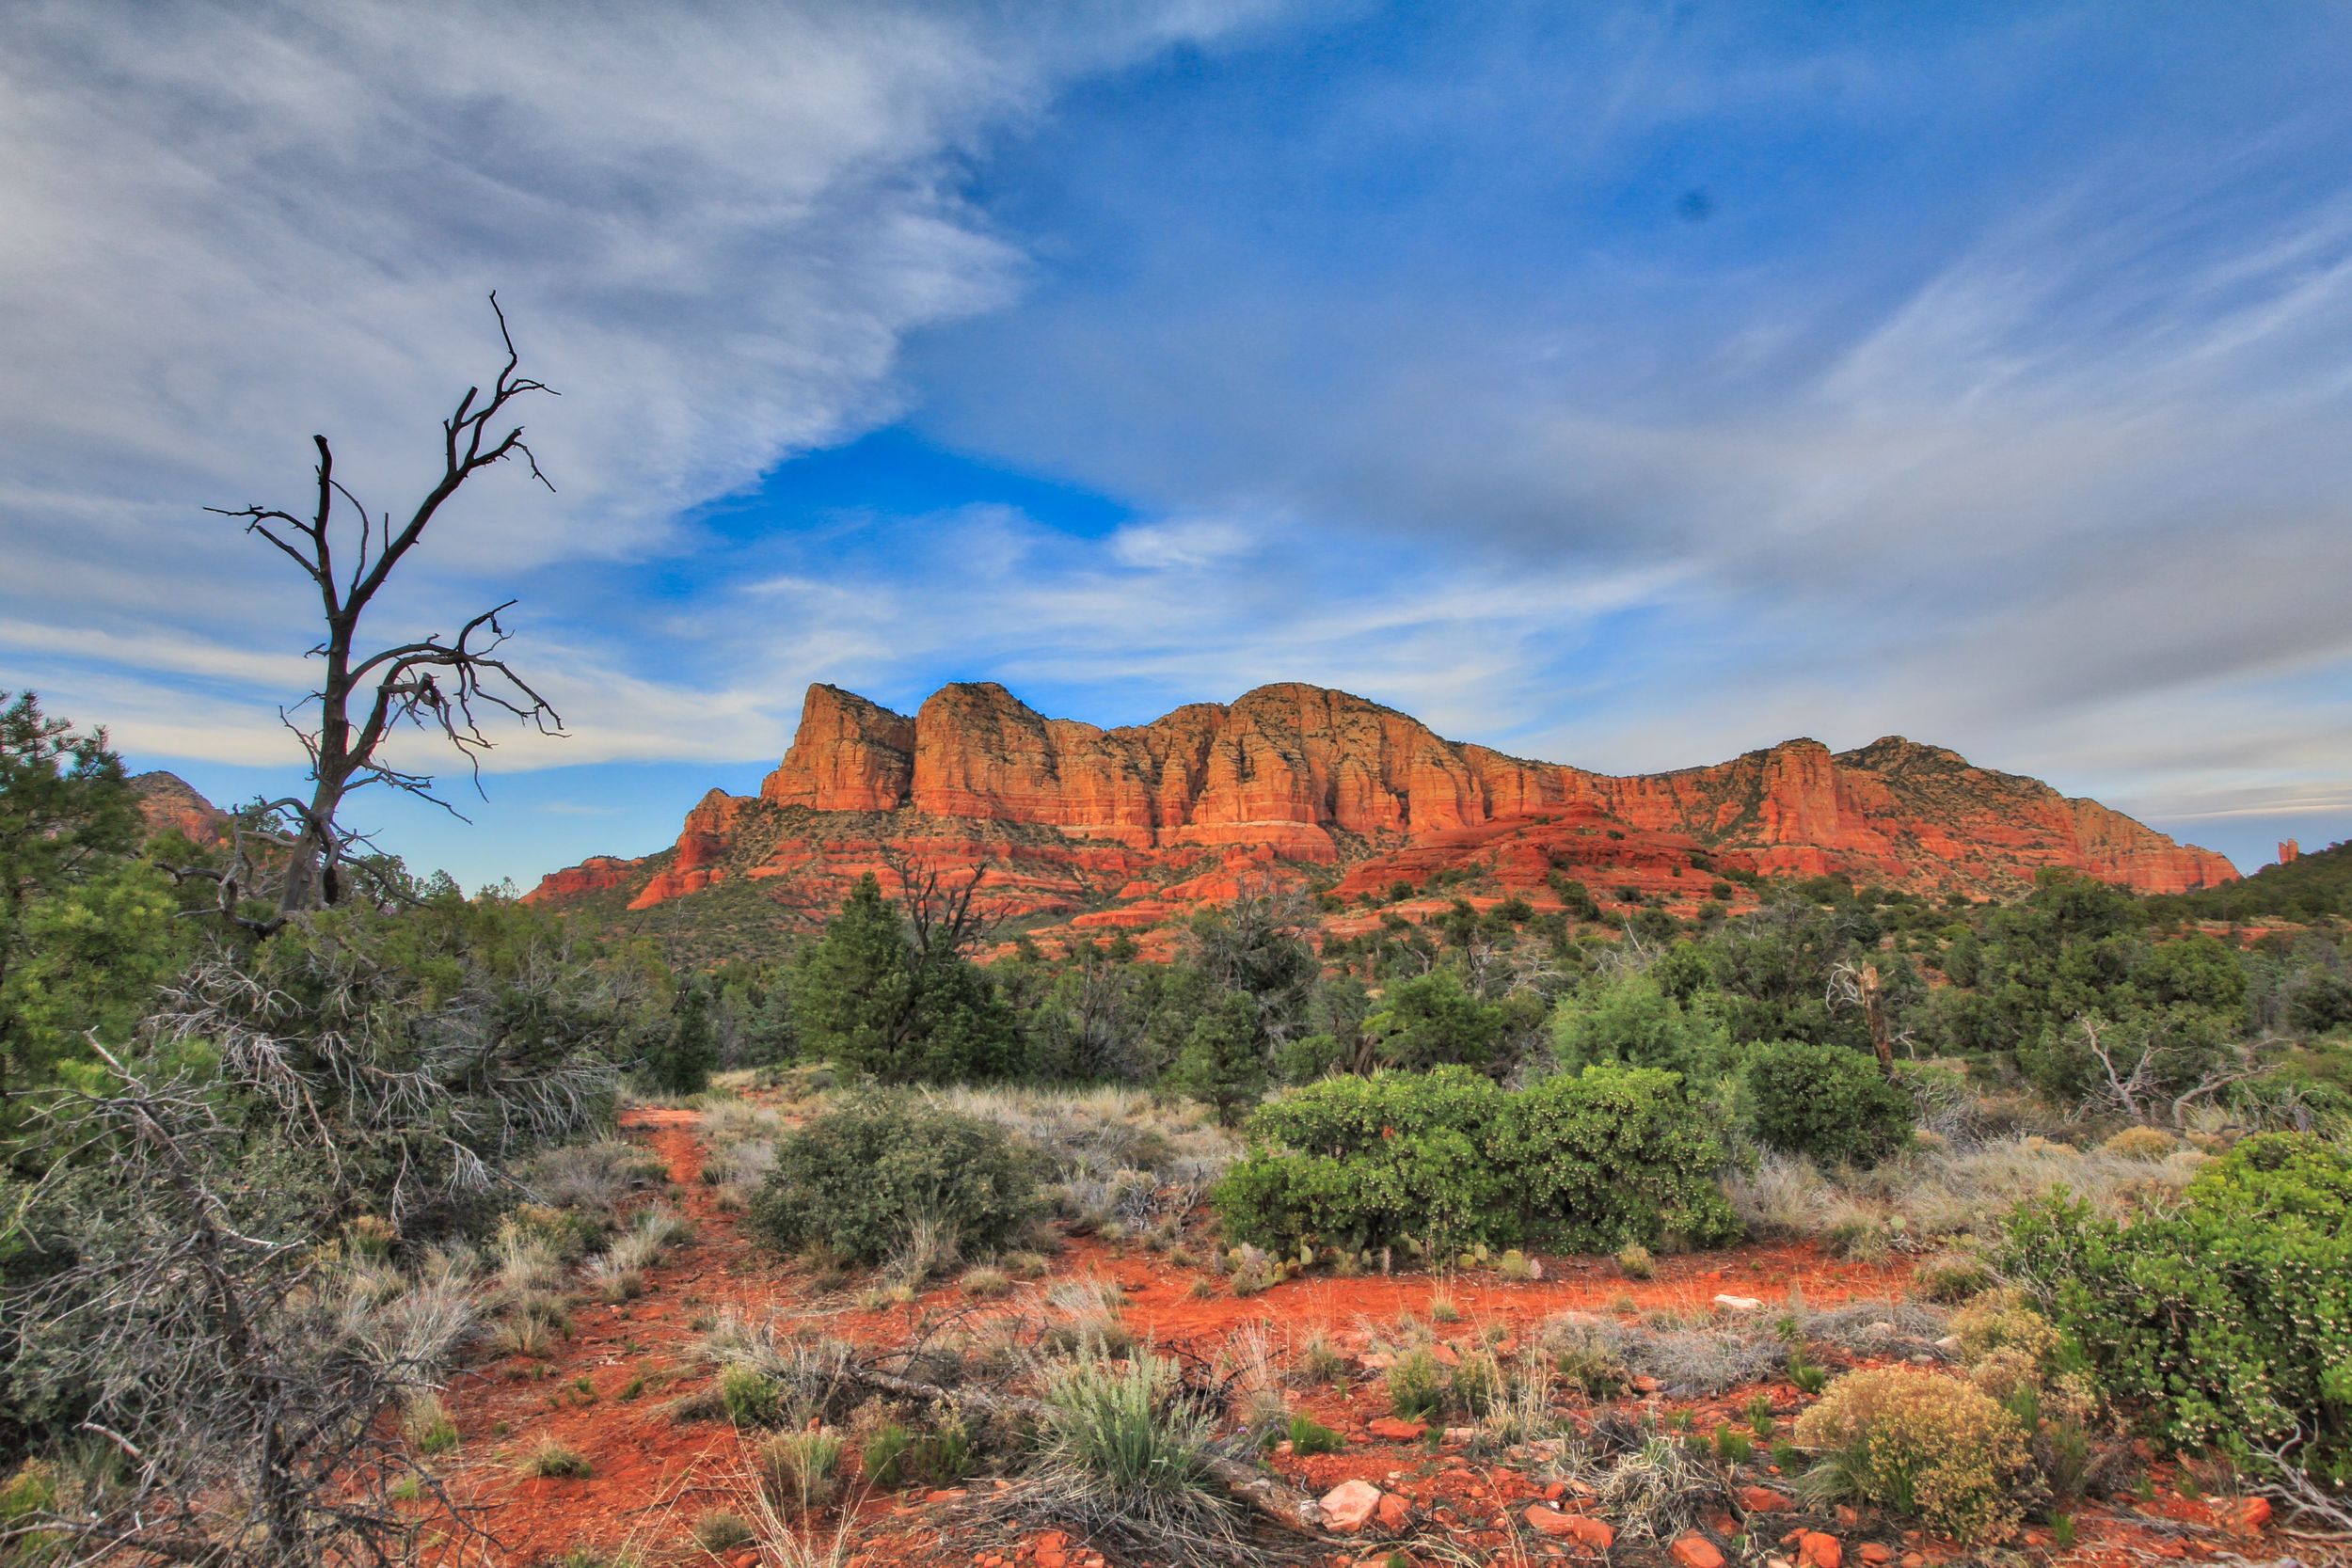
(527, 680), (2237, 938)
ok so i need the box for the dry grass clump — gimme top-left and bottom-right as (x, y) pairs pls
(1038, 1278), (1134, 1355)
(939, 1085), (1236, 1236)
(694, 1310), (859, 1429)
(519, 1436), (592, 1479)
(699, 1101), (784, 1209)
(959, 1264), (1012, 1299)
(691, 1511), (755, 1552)
(1726, 1135), (2206, 1246)
(1788, 1298), (1952, 1361)
(1560, 1415), (1737, 1542)
(2099, 1125), (2182, 1160)
(1793, 1368), (2029, 1544)
(755, 1429), (845, 1511)
(1540, 1314), (1631, 1399)
(523, 1138), (666, 1214)
(1025, 1350), (1238, 1560)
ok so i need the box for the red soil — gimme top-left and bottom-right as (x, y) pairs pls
(426, 1110), (2293, 1568)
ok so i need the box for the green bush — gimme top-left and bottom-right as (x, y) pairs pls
(1212, 1068), (1510, 1258)
(1212, 1066), (1736, 1258)
(1501, 1067), (1740, 1251)
(747, 1093), (1041, 1267)
(2000, 1132), (2351, 1481)
(1743, 1040), (1915, 1167)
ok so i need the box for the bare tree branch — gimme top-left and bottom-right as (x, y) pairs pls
(205, 294), (564, 927)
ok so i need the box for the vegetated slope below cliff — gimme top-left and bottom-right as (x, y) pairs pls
(527, 679), (2237, 954)
(2150, 835), (2349, 924)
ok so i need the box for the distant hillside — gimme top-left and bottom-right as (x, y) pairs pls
(2153, 838), (2350, 923)
(526, 679), (2238, 956)
(129, 771), (230, 846)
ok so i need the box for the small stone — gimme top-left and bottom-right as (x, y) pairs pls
(1713, 1293), (1764, 1312)
(1525, 1508), (1613, 1550)
(1321, 1479), (1384, 1534)
(1671, 1535), (1728, 1568)
(1375, 1492), (1411, 1530)
(1441, 1425), (1477, 1446)
(1632, 1375), (1662, 1394)
(1835, 1506), (1861, 1529)
(1738, 1484), (1796, 1513)
(1899, 1555), (1927, 1568)
(1859, 1545), (1892, 1565)
(1370, 1416), (1429, 1440)
(1542, 1481), (1567, 1501)
(1798, 1532), (1842, 1568)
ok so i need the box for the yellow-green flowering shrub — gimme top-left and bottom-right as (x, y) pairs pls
(1794, 1368), (2029, 1544)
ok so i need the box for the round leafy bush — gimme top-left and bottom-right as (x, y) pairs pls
(1793, 1368), (2029, 1544)
(2000, 1132), (2351, 1481)
(1212, 1069), (1511, 1258)
(747, 1093), (1041, 1266)
(1502, 1066), (1740, 1250)
(1742, 1040), (1915, 1167)
(1212, 1065), (1737, 1258)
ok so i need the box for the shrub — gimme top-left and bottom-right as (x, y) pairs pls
(1033, 1352), (1229, 1548)
(1212, 1069), (1511, 1258)
(1213, 1066), (1736, 1259)
(520, 1438), (592, 1480)
(2000, 1132), (2352, 1481)
(1501, 1067), (1740, 1251)
(2099, 1126), (2179, 1161)
(1615, 1243), (1654, 1279)
(1386, 1348), (1447, 1420)
(755, 1430), (843, 1509)
(693, 1512), (755, 1552)
(1793, 1369), (2029, 1543)
(747, 1093), (1041, 1267)
(719, 1365), (783, 1428)
(1744, 1041), (1915, 1168)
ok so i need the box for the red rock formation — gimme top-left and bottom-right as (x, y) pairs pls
(761, 685), (915, 812)
(526, 681), (2237, 937)
(522, 854), (644, 904)
(129, 771), (230, 845)
(2280, 839), (2300, 864)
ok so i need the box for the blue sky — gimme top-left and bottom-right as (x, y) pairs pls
(3, 1), (2347, 887)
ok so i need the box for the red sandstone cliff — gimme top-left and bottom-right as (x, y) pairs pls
(526, 681), (2237, 935)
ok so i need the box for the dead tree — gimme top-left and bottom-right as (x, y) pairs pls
(1827, 960), (1902, 1077)
(878, 845), (991, 957)
(197, 295), (563, 930)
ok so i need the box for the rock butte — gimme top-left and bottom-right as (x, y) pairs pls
(525, 680), (2236, 945)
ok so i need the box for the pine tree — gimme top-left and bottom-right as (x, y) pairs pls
(647, 978), (718, 1096)
(1166, 993), (1268, 1124)
(790, 874), (916, 1075)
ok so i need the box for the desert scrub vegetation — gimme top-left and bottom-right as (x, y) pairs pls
(2001, 1131), (2352, 1488)
(1028, 1350), (1237, 1558)
(1742, 1039), (1917, 1167)
(1793, 1368), (2030, 1544)
(1213, 1064), (1737, 1261)
(939, 1083), (1236, 1237)
(1724, 1132), (2206, 1247)
(747, 1091), (1041, 1266)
